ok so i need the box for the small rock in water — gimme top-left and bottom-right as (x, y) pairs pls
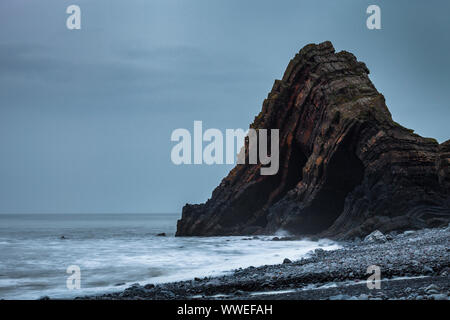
(364, 230), (387, 243)
(283, 258), (292, 264)
(156, 233), (166, 237)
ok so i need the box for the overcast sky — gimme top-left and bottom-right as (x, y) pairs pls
(0, 0), (449, 214)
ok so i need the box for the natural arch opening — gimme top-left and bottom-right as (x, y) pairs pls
(220, 144), (308, 230)
(292, 139), (365, 234)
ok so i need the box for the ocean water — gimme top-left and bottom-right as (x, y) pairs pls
(0, 214), (340, 299)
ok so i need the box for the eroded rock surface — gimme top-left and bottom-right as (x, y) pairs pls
(176, 41), (449, 238)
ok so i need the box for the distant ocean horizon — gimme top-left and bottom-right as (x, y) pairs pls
(0, 213), (339, 299)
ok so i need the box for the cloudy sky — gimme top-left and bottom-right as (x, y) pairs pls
(0, 0), (449, 214)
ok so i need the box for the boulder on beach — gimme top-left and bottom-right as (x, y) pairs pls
(364, 230), (387, 243)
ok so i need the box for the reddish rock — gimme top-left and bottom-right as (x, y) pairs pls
(176, 41), (450, 239)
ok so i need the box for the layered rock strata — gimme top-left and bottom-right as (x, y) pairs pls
(176, 41), (450, 239)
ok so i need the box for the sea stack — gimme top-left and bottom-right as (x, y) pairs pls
(176, 41), (450, 239)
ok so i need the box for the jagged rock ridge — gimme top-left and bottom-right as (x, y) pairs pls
(176, 41), (450, 239)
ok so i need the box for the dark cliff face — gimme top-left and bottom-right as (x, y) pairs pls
(176, 41), (450, 239)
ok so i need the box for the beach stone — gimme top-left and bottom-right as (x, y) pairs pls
(314, 248), (326, 256)
(161, 290), (175, 298)
(329, 294), (350, 300)
(283, 258), (292, 264)
(425, 284), (440, 293)
(422, 266), (434, 274)
(364, 230), (387, 243)
(410, 260), (420, 267)
(205, 279), (221, 287)
(431, 294), (448, 300)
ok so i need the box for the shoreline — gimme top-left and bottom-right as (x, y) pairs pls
(76, 226), (450, 300)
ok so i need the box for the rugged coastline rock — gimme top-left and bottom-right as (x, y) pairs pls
(176, 41), (450, 239)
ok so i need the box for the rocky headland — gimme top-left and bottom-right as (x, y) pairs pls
(176, 41), (449, 239)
